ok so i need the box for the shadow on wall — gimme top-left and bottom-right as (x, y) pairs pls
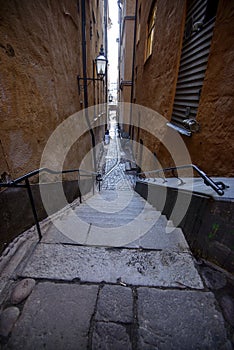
(135, 181), (234, 274)
(0, 179), (93, 254)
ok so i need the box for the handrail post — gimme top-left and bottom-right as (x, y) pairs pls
(96, 173), (102, 192)
(77, 171), (82, 203)
(25, 178), (42, 240)
(92, 174), (95, 195)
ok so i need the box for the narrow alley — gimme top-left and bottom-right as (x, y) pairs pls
(0, 0), (234, 349)
(0, 114), (232, 349)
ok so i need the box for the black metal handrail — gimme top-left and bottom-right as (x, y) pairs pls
(137, 164), (227, 196)
(0, 167), (101, 241)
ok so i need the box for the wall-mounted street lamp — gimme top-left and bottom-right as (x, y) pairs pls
(77, 45), (108, 95)
(109, 94), (113, 103)
(95, 45), (107, 77)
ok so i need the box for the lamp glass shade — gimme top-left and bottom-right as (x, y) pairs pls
(96, 49), (107, 77)
(96, 56), (106, 76)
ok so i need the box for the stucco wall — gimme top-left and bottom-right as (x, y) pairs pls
(0, 0), (105, 180)
(133, 0), (234, 176)
(182, 0), (234, 176)
(118, 0), (135, 134)
(134, 0), (185, 116)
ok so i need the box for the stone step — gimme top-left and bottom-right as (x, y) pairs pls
(41, 211), (183, 251)
(73, 215), (159, 228)
(19, 243), (204, 289)
(73, 214), (160, 224)
(88, 193), (145, 202)
(75, 208), (160, 219)
(83, 203), (151, 213)
(125, 225), (189, 252)
(74, 205), (158, 217)
(87, 191), (145, 203)
(85, 196), (150, 206)
(85, 198), (148, 206)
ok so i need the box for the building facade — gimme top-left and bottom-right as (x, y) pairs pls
(0, 0), (107, 180)
(118, 0), (234, 176)
(117, 0), (136, 129)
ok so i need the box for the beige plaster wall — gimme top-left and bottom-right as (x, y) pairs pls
(0, 0), (105, 180)
(134, 0), (234, 176)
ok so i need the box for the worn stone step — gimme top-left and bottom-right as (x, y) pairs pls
(83, 198), (152, 207)
(74, 206), (158, 218)
(125, 225), (189, 252)
(19, 244), (204, 289)
(75, 206), (153, 216)
(86, 195), (146, 204)
(82, 204), (152, 214)
(83, 198), (153, 210)
(41, 214), (185, 252)
(91, 191), (142, 198)
(41, 211), (170, 247)
(73, 215), (158, 228)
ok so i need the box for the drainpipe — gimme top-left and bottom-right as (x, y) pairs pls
(129, 0), (138, 138)
(117, 0), (122, 128)
(81, 0), (96, 170)
(104, 0), (108, 108)
(103, 0), (108, 129)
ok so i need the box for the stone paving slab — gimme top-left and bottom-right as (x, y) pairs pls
(80, 201), (151, 214)
(41, 215), (186, 252)
(75, 211), (161, 228)
(137, 288), (232, 350)
(41, 225), (79, 244)
(19, 244), (203, 289)
(95, 285), (133, 323)
(74, 205), (148, 216)
(5, 282), (98, 350)
(41, 223), (189, 252)
(87, 192), (145, 203)
(83, 199), (147, 208)
(92, 322), (132, 350)
(125, 226), (189, 252)
(82, 202), (157, 214)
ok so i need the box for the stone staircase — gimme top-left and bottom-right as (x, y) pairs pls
(21, 188), (203, 290)
(0, 137), (232, 349)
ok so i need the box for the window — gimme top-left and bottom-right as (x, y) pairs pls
(145, 3), (157, 60)
(92, 10), (96, 24)
(136, 5), (141, 45)
(90, 20), (93, 40)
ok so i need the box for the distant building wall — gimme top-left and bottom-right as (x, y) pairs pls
(118, 0), (135, 131)
(131, 0), (234, 176)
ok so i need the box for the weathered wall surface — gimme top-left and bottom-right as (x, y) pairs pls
(0, 0), (105, 180)
(118, 0), (135, 130)
(182, 0), (234, 176)
(133, 0), (234, 177)
(135, 181), (234, 273)
(134, 0), (185, 117)
(133, 0), (186, 171)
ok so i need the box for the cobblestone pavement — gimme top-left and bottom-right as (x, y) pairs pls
(101, 136), (135, 191)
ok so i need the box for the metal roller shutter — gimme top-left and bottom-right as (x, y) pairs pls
(168, 0), (219, 136)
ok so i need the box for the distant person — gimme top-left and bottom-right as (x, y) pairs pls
(104, 130), (110, 144)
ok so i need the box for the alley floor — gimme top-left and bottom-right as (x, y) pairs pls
(0, 120), (233, 349)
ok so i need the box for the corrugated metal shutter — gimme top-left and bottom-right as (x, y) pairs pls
(169, 0), (218, 136)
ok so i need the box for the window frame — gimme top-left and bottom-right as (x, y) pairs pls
(145, 3), (157, 61)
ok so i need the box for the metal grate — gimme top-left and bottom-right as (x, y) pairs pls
(170, 0), (218, 133)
